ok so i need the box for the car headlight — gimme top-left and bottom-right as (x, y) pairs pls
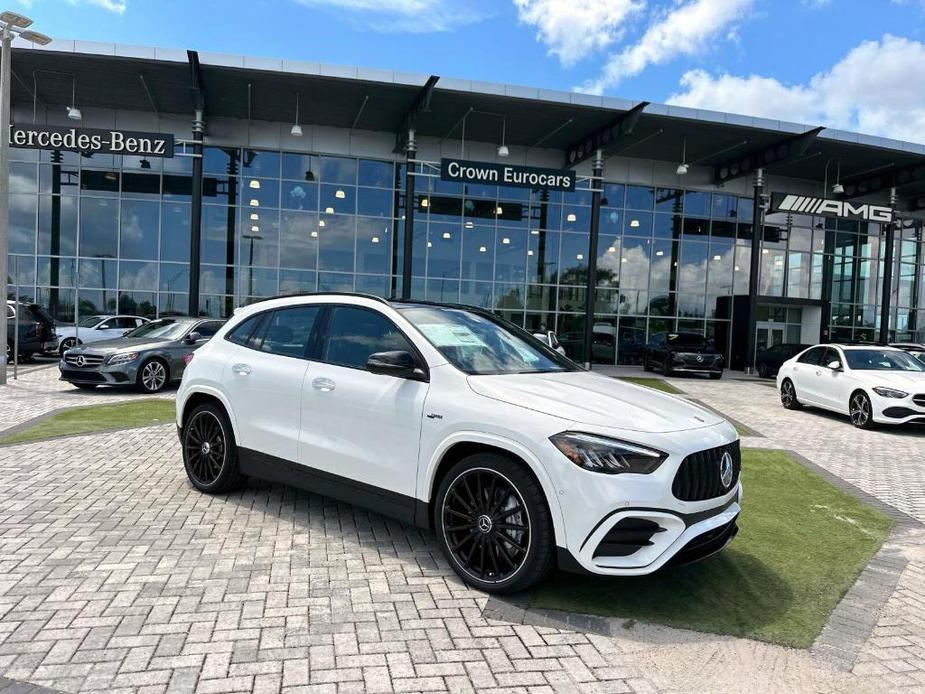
(106, 352), (138, 365)
(872, 386), (908, 399)
(549, 432), (667, 475)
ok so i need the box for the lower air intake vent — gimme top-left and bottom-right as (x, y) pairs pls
(593, 518), (665, 558)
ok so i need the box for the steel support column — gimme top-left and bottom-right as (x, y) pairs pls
(400, 130), (416, 300)
(879, 187), (898, 344)
(744, 168), (764, 373)
(583, 150), (604, 369)
(0, 24), (12, 384)
(187, 110), (204, 316)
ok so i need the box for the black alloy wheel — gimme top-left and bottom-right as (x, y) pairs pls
(780, 379), (802, 410)
(436, 454), (553, 594)
(756, 362), (769, 379)
(850, 391), (875, 430)
(182, 403), (245, 493)
(137, 358), (169, 393)
(662, 357), (672, 377)
(642, 355), (653, 372)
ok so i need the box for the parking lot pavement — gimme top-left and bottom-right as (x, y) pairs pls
(0, 370), (922, 693)
(0, 363), (175, 435)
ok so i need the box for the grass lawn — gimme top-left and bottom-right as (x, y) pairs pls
(0, 399), (176, 445)
(618, 377), (682, 394)
(531, 449), (893, 648)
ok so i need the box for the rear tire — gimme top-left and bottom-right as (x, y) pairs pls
(642, 356), (653, 372)
(435, 453), (554, 594)
(780, 378), (802, 410)
(756, 363), (769, 379)
(709, 372), (722, 380)
(182, 403), (246, 493)
(661, 358), (672, 377)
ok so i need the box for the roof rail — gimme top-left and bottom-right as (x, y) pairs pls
(237, 291), (392, 308)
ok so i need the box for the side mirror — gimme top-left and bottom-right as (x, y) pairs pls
(827, 360), (842, 371)
(98, 324), (111, 330)
(366, 350), (426, 381)
(185, 331), (202, 345)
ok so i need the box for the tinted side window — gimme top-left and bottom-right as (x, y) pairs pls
(797, 347), (824, 365)
(196, 321), (224, 338)
(261, 306), (321, 359)
(226, 314), (263, 346)
(321, 306), (414, 369)
(114, 317), (136, 329)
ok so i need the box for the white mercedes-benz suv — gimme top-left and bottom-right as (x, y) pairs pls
(176, 293), (741, 593)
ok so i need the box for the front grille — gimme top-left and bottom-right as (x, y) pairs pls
(672, 440), (741, 502)
(593, 518), (665, 558)
(60, 369), (105, 382)
(913, 394), (925, 408)
(64, 353), (105, 367)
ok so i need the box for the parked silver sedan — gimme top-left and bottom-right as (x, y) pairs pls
(59, 317), (225, 393)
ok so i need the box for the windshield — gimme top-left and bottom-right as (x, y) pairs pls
(123, 319), (188, 341)
(78, 315), (105, 328)
(667, 333), (708, 350)
(844, 349), (925, 372)
(399, 306), (577, 376)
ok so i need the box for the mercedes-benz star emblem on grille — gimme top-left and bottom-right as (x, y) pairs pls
(75, 355), (86, 367)
(719, 451), (734, 489)
(696, 355), (704, 362)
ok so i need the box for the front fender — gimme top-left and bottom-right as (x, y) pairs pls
(419, 430), (566, 548)
(176, 384), (240, 441)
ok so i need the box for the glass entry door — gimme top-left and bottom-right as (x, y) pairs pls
(755, 322), (785, 352)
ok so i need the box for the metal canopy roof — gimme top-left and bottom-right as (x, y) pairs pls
(7, 42), (925, 208)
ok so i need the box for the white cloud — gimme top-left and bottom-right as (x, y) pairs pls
(580, 0), (754, 94)
(513, 0), (645, 66)
(667, 34), (925, 144)
(294, 0), (482, 32)
(18, 0), (127, 12)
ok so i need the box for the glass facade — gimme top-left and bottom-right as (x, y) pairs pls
(6, 145), (925, 365)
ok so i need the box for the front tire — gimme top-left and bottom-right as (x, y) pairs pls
(850, 391), (876, 429)
(709, 372), (722, 380)
(642, 356), (653, 372)
(756, 362), (769, 379)
(137, 358), (169, 393)
(661, 358), (672, 377)
(435, 453), (554, 594)
(59, 338), (78, 356)
(780, 378), (802, 410)
(182, 403), (246, 493)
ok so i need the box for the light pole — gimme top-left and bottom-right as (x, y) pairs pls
(0, 11), (51, 385)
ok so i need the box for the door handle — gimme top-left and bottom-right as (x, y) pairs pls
(232, 363), (251, 375)
(312, 377), (336, 392)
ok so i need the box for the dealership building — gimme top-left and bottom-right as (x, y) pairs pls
(4, 39), (925, 368)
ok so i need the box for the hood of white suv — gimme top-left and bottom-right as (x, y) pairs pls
(467, 370), (724, 433)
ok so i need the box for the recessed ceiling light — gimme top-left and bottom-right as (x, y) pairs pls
(249, 180), (260, 189)
(335, 190), (346, 199)
(496, 206), (503, 215)
(443, 232), (451, 239)
(421, 198), (429, 208)
(464, 221), (474, 229)
(576, 254), (584, 260)
(713, 255), (722, 261)
(319, 220), (326, 227)
(310, 230), (318, 237)
(249, 213), (259, 221)
(655, 250), (664, 256)
(630, 219), (640, 228)
(530, 229), (539, 235)
(371, 236), (379, 244)
(251, 225), (259, 232)
(479, 246), (487, 253)
(567, 213), (577, 222)
(527, 250), (534, 256)
(427, 241), (433, 248)
(607, 247), (616, 253)
(502, 237), (510, 244)
(325, 207), (334, 214)
(250, 199), (259, 207)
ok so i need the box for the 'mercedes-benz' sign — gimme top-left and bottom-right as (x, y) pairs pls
(441, 158), (574, 192)
(9, 124), (174, 157)
(771, 193), (893, 223)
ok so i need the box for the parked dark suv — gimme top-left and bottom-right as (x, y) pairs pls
(755, 343), (810, 378)
(643, 332), (724, 379)
(6, 301), (58, 362)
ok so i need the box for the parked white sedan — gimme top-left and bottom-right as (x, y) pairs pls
(777, 344), (925, 428)
(57, 315), (149, 355)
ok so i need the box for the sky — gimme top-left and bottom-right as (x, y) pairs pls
(13, 0), (925, 144)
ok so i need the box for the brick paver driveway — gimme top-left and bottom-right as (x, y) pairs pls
(0, 366), (922, 693)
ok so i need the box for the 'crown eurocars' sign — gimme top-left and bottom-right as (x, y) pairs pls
(9, 124), (174, 157)
(771, 193), (893, 223)
(441, 158), (575, 192)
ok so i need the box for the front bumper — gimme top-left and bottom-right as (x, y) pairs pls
(553, 421), (742, 575)
(58, 358), (139, 386)
(872, 393), (925, 425)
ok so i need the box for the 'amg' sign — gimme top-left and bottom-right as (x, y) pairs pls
(771, 193), (893, 223)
